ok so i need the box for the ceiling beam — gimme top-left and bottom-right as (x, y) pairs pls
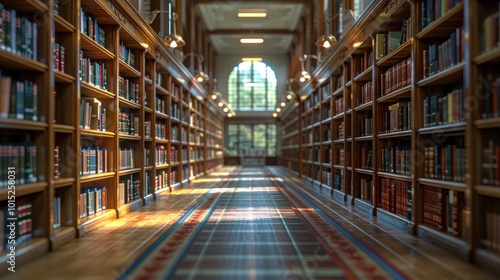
(207, 29), (296, 35)
(192, 0), (311, 4)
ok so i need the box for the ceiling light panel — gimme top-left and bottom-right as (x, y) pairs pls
(238, 9), (267, 18)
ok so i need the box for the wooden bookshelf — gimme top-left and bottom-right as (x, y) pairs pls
(0, 0), (224, 271)
(279, 0), (500, 273)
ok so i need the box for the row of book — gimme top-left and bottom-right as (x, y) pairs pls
(482, 139), (500, 186)
(156, 146), (168, 165)
(356, 51), (373, 75)
(118, 148), (135, 170)
(320, 171), (331, 186)
(119, 175), (140, 204)
(119, 41), (136, 68)
(360, 147), (373, 170)
(80, 97), (106, 131)
(155, 170), (177, 191)
(4, 79), (38, 121)
(481, 3), (500, 53)
(480, 74), (500, 119)
(0, 143), (37, 187)
(424, 27), (464, 78)
(80, 8), (106, 48)
(421, 0), (461, 30)
(380, 58), (411, 96)
(339, 148), (345, 166)
(423, 88), (465, 127)
(323, 105), (331, 119)
(156, 97), (166, 114)
(0, 199), (33, 252)
(79, 51), (108, 90)
(80, 146), (108, 175)
(334, 97), (344, 116)
(359, 178), (373, 202)
(53, 42), (66, 73)
(382, 102), (412, 133)
(374, 17), (412, 61)
(333, 171), (344, 192)
(424, 144), (466, 182)
(144, 148), (151, 167)
(156, 121), (167, 139)
(422, 185), (464, 237)
(171, 146), (179, 163)
(54, 146), (60, 179)
(338, 122), (344, 139)
(360, 81), (373, 105)
(380, 146), (412, 176)
(118, 110), (139, 136)
(79, 186), (107, 219)
(359, 117), (373, 136)
(0, 5), (38, 60)
(145, 121), (151, 138)
(118, 77), (139, 103)
(380, 179), (412, 220)
(171, 103), (179, 119)
(483, 211), (500, 252)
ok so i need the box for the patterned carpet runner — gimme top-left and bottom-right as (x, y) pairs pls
(120, 168), (407, 279)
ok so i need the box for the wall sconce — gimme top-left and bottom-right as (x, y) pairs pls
(285, 78), (296, 100)
(184, 53), (209, 83)
(316, 14), (338, 49)
(209, 78), (221, 100)
(148, 10), (185, 48)
(298, 55), (321, 83)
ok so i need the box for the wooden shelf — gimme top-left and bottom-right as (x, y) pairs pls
(355, 168), (373, 175)
(55, 71), (76, 83)
(80, 172), (115, 183)
(418, 178), (466, 191)
(378, 130), (412, 139)
(355, 135), (373, 141)
(332, 87), (344, 97)
(80, 129), (115, 138)
(418, 122), (466, 135)
(4, 0), (48, 13)
(0, 50), (47, 72)
(54, 14), (76, 33)
(475, 185), (500, 199)
(474, 47), (500, 65)
(416, 2), (464, 40)
(475, 117), (500, 129)
(54, 124), (76, 133)
(52, 177), (76, 188)
(118, 134), (141, 141)
(118, 168), (142, 175)
(354, 101), (373, 111)
(378, 172), (412, 182)
(81, 82), (115, 99)
(118, 97), (141, 109)
(376, 39), (412, 67)
(0, 119), (48, 131)
(377, 85), (411, 103)
(354, 66), (372, 82)
(80, 34), (115, 60)
(333, 165), (344, 170)
(417, 62), (465, 87)
(0, 182), (48, 200)
(119, 60), (141, 78)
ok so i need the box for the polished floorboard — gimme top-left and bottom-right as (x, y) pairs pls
(2, 166), (496, 279)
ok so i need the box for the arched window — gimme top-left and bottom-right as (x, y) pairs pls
(227, 61), (277, 111)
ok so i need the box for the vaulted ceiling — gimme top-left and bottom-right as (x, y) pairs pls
(194, 1), (307, 54)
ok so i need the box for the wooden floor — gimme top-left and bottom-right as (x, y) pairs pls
(2, 166), (496, 279)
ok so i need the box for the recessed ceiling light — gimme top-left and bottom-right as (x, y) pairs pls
(240, 38), (264, 44)
(238, 9), (267, 18)
(242, 57), (263, 62)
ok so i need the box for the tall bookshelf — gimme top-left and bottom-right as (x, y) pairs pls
(280, 0), (499, 273)
(0, 0), (224, 270)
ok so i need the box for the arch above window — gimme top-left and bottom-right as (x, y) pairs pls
(227, 61), (277, 111)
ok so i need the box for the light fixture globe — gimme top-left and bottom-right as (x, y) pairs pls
(316, 34), (337, 48)
(195, 71), (209, 83)
(164, 33), (185, 48)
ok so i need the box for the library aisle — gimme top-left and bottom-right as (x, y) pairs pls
(3, 167), (496, 279)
